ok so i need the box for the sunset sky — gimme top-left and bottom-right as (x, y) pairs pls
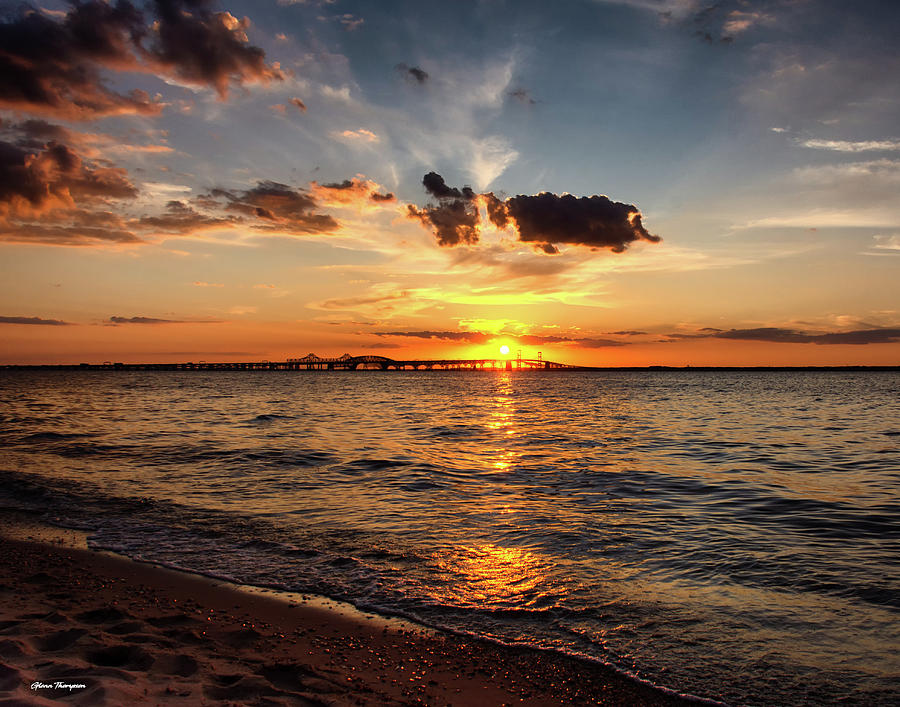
(1, 0), (899, 366)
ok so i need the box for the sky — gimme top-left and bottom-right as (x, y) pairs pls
(1, 0), (899, 366)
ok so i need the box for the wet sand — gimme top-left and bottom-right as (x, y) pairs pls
(0, 511), (690, 705)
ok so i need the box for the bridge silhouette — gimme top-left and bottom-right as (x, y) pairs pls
(44, 353), (593, 371)
(285, 353), (584, 370)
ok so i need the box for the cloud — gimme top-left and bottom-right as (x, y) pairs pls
(789, 159), (900, 208)
(320, 13), (364, 32)
(335, 128), (380, 143)
(139, 1), (285, 99)
(373, 330), (631, 348)
(375, 330), (491, 344)
(310, 177), (396, 207)
(669, 326), (900, 345)
(407, 172), (660, 254)
(508, 88), (537, 105)
(798, 138), (900, 153)
(517, 335), (629, 347)
(0, 139), (138, 220)
(396, 63), (429, 85)
(135, 200), (238, 235)
(0, 2), (162, 120)
(422, 172), (476, 201)
(503, 192), (661, 254)
(468, 136), (519, 190)
(674, 2), (773, 43)
(289, 97), (307, 112)
(109, 316), (181, 324)
(0, 315), (70, 325)
(315, 291), (410, 311)
(0, 219), (142, 246)
(108, 315), (221, 324)
(0, 1), (282, 120)
(211, 181), (338, 234)
(721, 10), (770, 37)
(0, 137), (144, 245)
(407, 173), (479, 247)
(871, 234), (900, 252)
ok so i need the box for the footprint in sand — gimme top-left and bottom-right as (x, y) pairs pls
(0, 638), (29, 659)
(75, 607), (130, 625)
(151, 653), (199, 677)
(33, 628), (88, 651)
(0, 662), (21, 691)
(84, 644), (155, 671)
(258, 662), (321, 692)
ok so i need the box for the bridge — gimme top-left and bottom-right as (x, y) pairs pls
(23, 353), (593, 371)
(284, 353), (583, 370)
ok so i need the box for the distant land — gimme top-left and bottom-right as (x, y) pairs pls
(2, 358), (898, 373)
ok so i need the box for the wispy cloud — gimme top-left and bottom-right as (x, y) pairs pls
(798, 138), (900, 152)
(108, 316), (222, 325)
(0, 315), (70, 325)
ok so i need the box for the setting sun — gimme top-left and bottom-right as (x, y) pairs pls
(499, 345), (510, 355)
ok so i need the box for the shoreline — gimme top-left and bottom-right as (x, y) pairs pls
(0, 510), (692, 706)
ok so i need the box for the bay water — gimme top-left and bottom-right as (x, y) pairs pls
(1, 369), (898, 705)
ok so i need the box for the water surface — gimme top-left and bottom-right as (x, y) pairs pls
(1, 370), (898, 705)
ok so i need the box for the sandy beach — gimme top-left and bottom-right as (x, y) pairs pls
(0, 511), (688, 706)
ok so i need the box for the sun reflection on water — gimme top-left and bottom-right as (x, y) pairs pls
(434, 543), (551, 606)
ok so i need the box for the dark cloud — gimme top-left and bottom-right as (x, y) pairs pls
(108, 315), (221, 324)
(109, 316), (181, 324)
(374, 331), (630, 348)
(713, 327), (812, 344)
(575, 338), (630, 348)
(715, 327), (900, 345)
(0, 1), (281, 120)
(504, 192), (660, 253)
(321, 179), (355, 190)
(289, 97), (307, 112)
(408, 172), (659, 254)
(407, 200), (479, 247)
(374, 330), (491, 344)
(0, 139), (137, 223)
(135, 199), (237, 234)
(145, 0), (284, 98)
(212, 181), (338, 234)
(0, 2), (162, 120)
(812, 329), (900, 345)
(370, 191), (395, 203)
(483, 192), (509, 229)
(668, 326), (900, 345)
(508, 88), (537, 105)
(0, 220), (142, 246)
(422, 172), (476, 201)
(396, 63), (429, 84)
(516, 335), (628, 347)
(4, 119), (77, 149)
(0, 315), (70, 325)
(407, 172), (480, 246)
